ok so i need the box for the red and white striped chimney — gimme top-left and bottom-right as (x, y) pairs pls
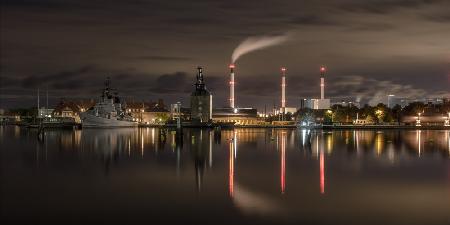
(229, 64), (235, 108)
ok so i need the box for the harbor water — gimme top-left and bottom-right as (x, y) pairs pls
(1, 126), (449, 225)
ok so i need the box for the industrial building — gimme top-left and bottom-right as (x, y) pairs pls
(190, 66), (212, 122)
(208, 64), (260, 125)
(212, 108), (259, 125)
(302, 66), (330, 110)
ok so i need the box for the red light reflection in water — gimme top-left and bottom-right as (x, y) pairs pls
(320, 151), (325, 194)
(229, 140), (234, 197)
(281, 131), (286, 194)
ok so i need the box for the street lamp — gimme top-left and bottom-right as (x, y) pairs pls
(326, 110), (333, 123)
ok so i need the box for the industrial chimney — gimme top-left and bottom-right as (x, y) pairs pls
(229, 64), (235, 108)
(281, 67), (286, 113)
(320, 66), (326, 100)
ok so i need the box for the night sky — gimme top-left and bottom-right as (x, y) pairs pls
(1, 0), (449, 110)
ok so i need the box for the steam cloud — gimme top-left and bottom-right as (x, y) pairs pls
(231, 34), (290, 63)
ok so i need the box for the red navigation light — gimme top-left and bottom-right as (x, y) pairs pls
(320, 66), (326, 72)
(229, 64), (235, 69)
(281, 67), (286, 72)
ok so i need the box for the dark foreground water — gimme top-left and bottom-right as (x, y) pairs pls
(1, 126), (449, 225)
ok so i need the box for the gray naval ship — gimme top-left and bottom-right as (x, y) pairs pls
(80, 78), (137, 128)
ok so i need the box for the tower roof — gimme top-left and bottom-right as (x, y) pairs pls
(192, 66), (211, 96)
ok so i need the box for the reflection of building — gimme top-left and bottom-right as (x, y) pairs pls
(190, 67), (212, 122)
(186, 129), (213, 192)
(212, 108), (259, 125)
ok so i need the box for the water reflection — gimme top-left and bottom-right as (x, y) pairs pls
(229, 134), (234, 197)
(20, 128), (450, 176)
(280, 131), (286, 194)
(2, 126), (450, 224)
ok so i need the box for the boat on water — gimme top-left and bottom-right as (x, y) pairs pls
(80, 78), (137, 128)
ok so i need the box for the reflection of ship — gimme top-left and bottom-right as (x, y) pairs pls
(80, 78), (137, 128)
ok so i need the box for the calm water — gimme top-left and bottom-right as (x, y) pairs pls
(1, 126), (449, 225)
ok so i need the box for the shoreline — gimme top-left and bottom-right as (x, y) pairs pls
(139, 124), (450, 130)
(4, 123), (449, 130)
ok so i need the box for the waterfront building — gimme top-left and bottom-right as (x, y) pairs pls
(38, 107), (54, 118)
(125, 99), (168, 123)
(276, 107), (297, 115)
(52, 99), (95, 123)
(304, 98), (330, 110)
(141, 107), (170, 124)
(212, 108), (260, 125)
(190, 67), (212, 123)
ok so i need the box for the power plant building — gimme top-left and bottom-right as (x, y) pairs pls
(190, 67), (212, 122)
(212, 108), (259, 125)
(302, 66), (330, 110)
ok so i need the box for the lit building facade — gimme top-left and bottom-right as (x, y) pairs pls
(212, 108), (260, 125)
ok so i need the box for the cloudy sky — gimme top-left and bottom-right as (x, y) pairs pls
(1, 0), (449, 109)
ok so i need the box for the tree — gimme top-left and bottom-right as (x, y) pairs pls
(296, 108), (316, 125)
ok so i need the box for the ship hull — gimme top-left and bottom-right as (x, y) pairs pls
(80, 113), (138, 128)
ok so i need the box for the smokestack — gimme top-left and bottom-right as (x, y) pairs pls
(320, 66), (326, 99)
(229, 64), (235, 108)
(281, 67), (286, 112)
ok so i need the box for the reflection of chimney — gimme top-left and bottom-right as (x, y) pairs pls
(229, 139), (234, 197)
(320, 150), (325, 194)
(229, 64), (235, 108)
(320, 66), (326, 99)
(281, 67), (286, 113)
(280, 131), (286, 194)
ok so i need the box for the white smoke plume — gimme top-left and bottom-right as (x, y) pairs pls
(231, 34), (290, 63)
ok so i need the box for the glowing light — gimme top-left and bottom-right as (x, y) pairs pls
(417, 130), (422, 156)
(141, 132), (144, 158)
(280, 131), (286, 194)
(320, 150), (325, 194)
(229, 139), (234, 197)
(234, 131), (237, 158)
(229, 64), (235, 69)
(281, 67), (286, 72)
(320, 66), (326, 72)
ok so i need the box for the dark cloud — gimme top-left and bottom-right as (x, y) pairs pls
(288, 15), (339, 26)
(423, 13), (450, 23)
(340, 0), (444, 14)
(131, 56), (193, 61)
(21, 65), (95, 88)
(1, 0), (449, 109)
(347, 22), (396, 31)
(148, 72), (191, 94)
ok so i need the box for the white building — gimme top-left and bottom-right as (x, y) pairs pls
(301, 66), (330, 110)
